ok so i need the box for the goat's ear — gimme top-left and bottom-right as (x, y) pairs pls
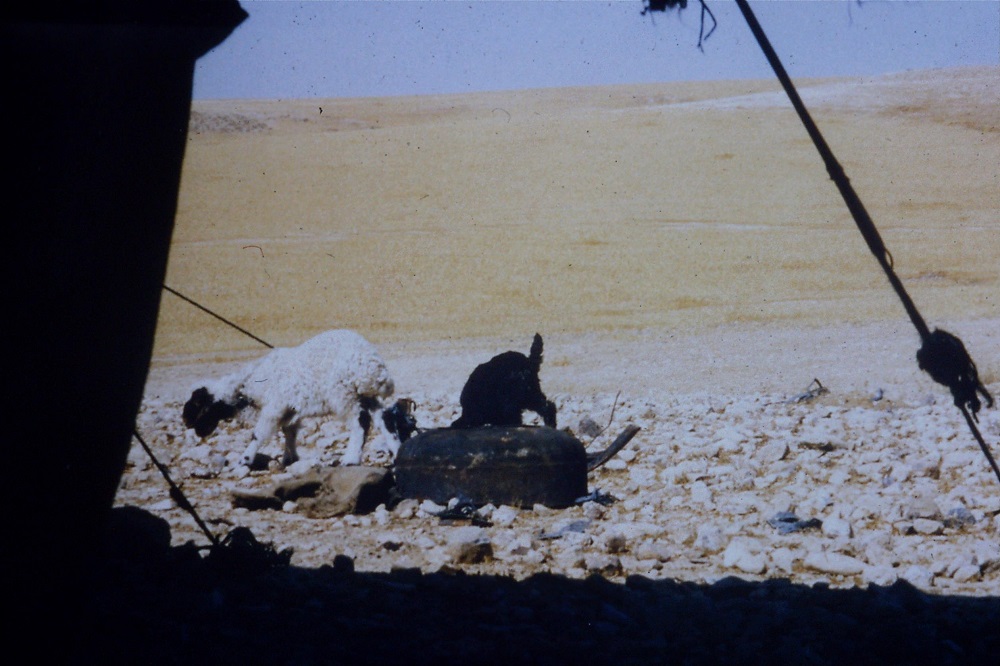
(182, 387), (211, 427)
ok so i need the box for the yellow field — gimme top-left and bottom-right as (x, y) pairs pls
(153, 67), (998, 368)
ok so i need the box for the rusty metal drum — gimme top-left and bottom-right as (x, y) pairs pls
(393, 426), (589, 509)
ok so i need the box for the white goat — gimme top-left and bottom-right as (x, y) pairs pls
(182, 329), (405, 467)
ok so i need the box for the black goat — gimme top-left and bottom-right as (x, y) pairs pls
(451, 333), (557, 429)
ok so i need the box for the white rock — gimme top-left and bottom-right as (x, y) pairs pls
(622, 497), (645, 511)
(602, 532), (629, 554)
(803, 551), (866, 576)
(491, 505), (519, 527)
(447, 526), (493, 564)
(447, 525), (487, 545)
(373, 504), (391, 526)
(634, 540), (674, 562)
(769, 547), (797, 574)
(522, 549), (546, 566)
(945, 553), (976, 577)
(863, 565), (898, 586)
(910, 455), (941, 478)
(822, 517), (853, 539)
(418, 499), (445, 516)
(285, 459), (316, 476)
(694, 524), (725, 554)
(609, 522), (661, 540)
(503, 535), (533, 556)
(150, 499), (175, 511)
(689, 481), (713, 505)
(618, 449), (638, 463)
(952, 565), (981, 583)
(714, 426), (746, 453)
(904, 495), (941, 520)
(393, 498), (419, 519)
(584, 553), (622, 574)
(755, 441), (789, 464)
(972, 541), (1000, 571)
(901, 565), (934, 589)
(723, 492), (760, 516)
(827, 469), (849, 486)
(180, 444), (213, 462)
(912, 518), (944, 535)
(628, 467), (656, 486)
(581, 501), (606, 520)
(722, 540), (766, 574)
(281, 500), (297, 513)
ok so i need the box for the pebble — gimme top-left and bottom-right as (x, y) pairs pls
(689, 481), (713, 505)
(821, 517), (853, 539)
(803, 551), (866, 576)
(447, 526), (493, 564)
(769, 547), (796, 574)
(418, 499), (445, 516)
(581, 501), (606, 520)
(634, 540), (674, 563)
(694, 524), (726, 554)
(393, 499), (420, 519)
(149, 499), (175, 511)
(373, 504), (391, 526)
(584, 553), (622, 575)
(754, 441), (789, 464)
(952, 565), (981, 583)
(905, 496), (941, 520)
(912, 518), (944, 535)
(179, 444), (213, 462)
(603, 532), (628, 554)
(722, 540), (767, 575)
(901, 565), (934, 589)
(491, 505), (519, 527)
(863, 565), (898, 586)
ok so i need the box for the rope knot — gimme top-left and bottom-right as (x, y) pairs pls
(917, 329), (994, 418)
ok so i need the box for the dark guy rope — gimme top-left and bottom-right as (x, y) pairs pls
(132, 428), (220, 547)
(732, 0), (997, 485)
(163, 284), (274, 349)
(129, 289), (278, 553)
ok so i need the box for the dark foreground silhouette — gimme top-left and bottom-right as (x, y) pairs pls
(6, 3), (246, 661)
(76, 507), (1000, 665)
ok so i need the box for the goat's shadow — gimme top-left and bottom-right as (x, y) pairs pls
(77, 507), (999, 665)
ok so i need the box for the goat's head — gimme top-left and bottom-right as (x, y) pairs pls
(182, 387), (246, 438)
(382, 398), (420, 443)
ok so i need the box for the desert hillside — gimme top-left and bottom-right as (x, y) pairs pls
(154, 66), (997, 378)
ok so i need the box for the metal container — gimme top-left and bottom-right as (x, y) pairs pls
(393, 424), (639, 509)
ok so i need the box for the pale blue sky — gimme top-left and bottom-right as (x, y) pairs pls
(193, 0), (1000, 99)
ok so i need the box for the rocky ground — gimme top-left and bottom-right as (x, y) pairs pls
(91, 362), (1000, 663)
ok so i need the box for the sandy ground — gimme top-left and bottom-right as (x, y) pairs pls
(109, 67), (1000, 662)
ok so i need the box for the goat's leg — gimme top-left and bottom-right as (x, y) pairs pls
(525, 390), (557, 428)
(242, 405), (283, 466)
(341, 413), (367, 466)
(281, 423), (299, 466)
